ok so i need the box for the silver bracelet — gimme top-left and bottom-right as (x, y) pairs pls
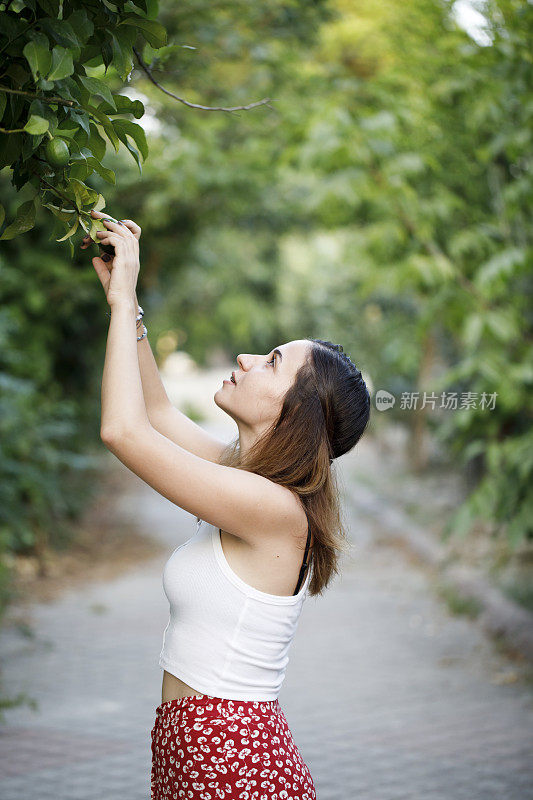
(106, 304), (147, 339)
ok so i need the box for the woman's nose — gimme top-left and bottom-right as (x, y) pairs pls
(237, 354), (252, 370)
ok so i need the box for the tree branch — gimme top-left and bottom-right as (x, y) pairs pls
(132, 47), (273, 114)
(0, 84), (77, 108)
(0, 19), (38, 58)
(30, 169), (77, 207)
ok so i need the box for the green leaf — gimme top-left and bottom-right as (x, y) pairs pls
(47, 46), (74, 81)
(141, 42), (184, 67)
(0, 198), (37, 240)
(141, 41), (157, 66)
(65, 9), (94, 44)
(42, 202), (78, 223)
(28, 98), (57, 130)
(69, 178), (99, 210)
(88, 122), (107, 161)
(39, 18), (81, 54)
(53, 76), (82, 104)
(23, 114), (49, 135)
(462, 314), (483, 349)
(37, 77), (56, 91)
(145, 0), (159, 20)
(100, 39), (114, 71)
(23, 34), (52, 82)
(54, 121), (79, 139)
(78, 215), (92, 236)
(128, 0), (148, 14)
(0, 203), (5, 228)
(118, 137), (142, 175)
(118, 14), (167, 48)
(78, 76), (117, 111)
(56, 216), (79, 242)
(111, 32), (134, 81)
(476, 248), (527, 288)
(69, 111), (90, 137)
(485, 310), (518, 343)
(112, 124), (142, 174)
(112, 118), (148, 160)
(5, 62), (28, 88)
(0, 132), (23, 170)
(87, 105), (120, 153)
(35, 0), (57, 16)
(97, 94), (144, 119)
(69, 159), (91, 182)
(87, 157), (116, 184)
(125, 142), (142, 175)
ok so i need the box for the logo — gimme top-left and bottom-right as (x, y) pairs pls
(375, 390), (395, 411)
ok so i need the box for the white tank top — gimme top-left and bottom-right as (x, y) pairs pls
(158, 517), (312, 701)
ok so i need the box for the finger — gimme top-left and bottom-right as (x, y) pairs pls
(90, 209), (117, 221)
(95, 231), (121, 244)
(102, 219), (135, 242)
(92, 256), (112, 287)
(91, 210), (127, 230)
(90, 209), (133, 232)
(100, 218), (127, 232)
(90, 209), (128, 230)
(118, 219), (141, 238)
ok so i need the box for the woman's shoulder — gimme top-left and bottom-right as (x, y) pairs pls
(282, 487), (309, 542)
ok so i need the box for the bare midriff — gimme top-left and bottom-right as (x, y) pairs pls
(161, 669), (205, 703)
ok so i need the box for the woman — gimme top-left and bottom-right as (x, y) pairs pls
(81, 209), (371, 799)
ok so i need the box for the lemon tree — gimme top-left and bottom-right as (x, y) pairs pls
(0, 0), (165, 254)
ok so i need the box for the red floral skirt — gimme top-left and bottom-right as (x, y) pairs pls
(151, 693), (316, 799)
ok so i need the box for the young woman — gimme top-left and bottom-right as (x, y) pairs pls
(82, 209), (371, 799)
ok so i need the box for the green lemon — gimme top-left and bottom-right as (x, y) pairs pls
(44, 137), (70, 168)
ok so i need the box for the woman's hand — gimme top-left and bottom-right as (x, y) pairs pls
(80, 209), (142, 308)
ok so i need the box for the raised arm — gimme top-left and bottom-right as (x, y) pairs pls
(135, 293), (227, 464)
(83, 213), (227, 464)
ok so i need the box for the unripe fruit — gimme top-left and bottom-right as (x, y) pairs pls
(44, 137), (70, 167)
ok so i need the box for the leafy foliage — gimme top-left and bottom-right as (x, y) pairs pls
(0, 0), (531, 642)
(0, 0), (166, 253)
(0, 0), (333, 628)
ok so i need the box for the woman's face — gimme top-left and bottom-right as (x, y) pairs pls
(215, 339), (311, 433)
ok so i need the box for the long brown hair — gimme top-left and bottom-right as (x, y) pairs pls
(215, 338), (371, 596)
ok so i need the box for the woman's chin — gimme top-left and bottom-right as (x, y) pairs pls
(213, 390), (228, 409)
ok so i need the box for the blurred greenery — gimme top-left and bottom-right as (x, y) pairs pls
(0, 0), (531, 634)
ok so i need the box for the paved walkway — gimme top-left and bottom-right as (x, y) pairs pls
(0, 417), (532, 799)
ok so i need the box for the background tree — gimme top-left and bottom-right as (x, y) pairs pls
(0, 0), (531, 646)
(0, 0), (332, 616)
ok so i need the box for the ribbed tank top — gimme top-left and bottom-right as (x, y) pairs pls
(158, 517), (312, 701)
